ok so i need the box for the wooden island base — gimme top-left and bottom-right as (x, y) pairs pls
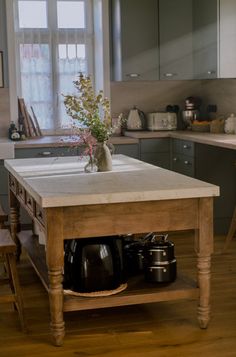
(5, 155), (218, 346)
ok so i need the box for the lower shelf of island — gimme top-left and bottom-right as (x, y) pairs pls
(17, 230), (199, 312)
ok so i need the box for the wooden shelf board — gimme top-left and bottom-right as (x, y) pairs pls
(17, 231), (199, 313)
(17, 230), (49, 292)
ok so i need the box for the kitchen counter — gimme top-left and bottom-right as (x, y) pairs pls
(14, 135), (138, 148)
(125, 130), (236, 150)
(4, 155), (219, 208)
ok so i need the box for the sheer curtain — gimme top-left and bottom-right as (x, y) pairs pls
(13, 0), (94, 131)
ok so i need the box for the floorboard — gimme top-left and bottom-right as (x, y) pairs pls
(0, 232), (235, 357)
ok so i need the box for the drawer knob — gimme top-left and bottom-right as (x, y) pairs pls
(184, 160), (191, 165)
(183, 144), (190, 149)
(27, 199), (32, 205)
(173, 157), (178, 162)
(38, 151), (52, 156)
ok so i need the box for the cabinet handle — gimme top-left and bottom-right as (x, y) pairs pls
(173, 157), (178, 162)
(207, 70), (216, 75)
(38, 151), (52, 156)
(183, 144), (190, 149)
(27, 198), (32, 205)
(184, 160), (191, 165)
(126, 73), (140, 78)
(164, 73), (177, 77)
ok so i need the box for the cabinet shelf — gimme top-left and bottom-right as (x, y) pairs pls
(17, 231), (199, 312)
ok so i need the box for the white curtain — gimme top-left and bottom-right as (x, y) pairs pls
(13, 0), (94, 131)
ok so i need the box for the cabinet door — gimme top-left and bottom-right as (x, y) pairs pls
(219, 0), (236, 78)
(192, 0), (217, 79)
(140, 138), (170, 169)
(159, 0), (193, 80)
(111, 0), (159, 81)
(15, 146), (79, 158)
(114, 144), (139, 159)
(195, 144), (236, 234)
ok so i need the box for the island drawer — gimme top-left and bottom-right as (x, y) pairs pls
(9, 174), (17, 194)
(25, 192), (35, 214)
(17, 182), (25, 203)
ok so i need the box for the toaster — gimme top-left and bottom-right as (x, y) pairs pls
(147, 112), (177, 131)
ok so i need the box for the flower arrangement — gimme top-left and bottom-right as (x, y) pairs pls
(63, 73), (114, 143)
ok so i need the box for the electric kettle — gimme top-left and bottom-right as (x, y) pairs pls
(126, 106), (146, 131)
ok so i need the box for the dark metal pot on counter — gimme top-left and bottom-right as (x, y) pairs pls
(143, 234), (177, 283)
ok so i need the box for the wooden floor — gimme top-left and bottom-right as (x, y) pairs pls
(0, 232), (236, 357)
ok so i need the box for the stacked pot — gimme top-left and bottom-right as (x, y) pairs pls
(123, 233), (177, 283)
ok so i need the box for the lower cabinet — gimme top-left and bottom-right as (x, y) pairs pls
(140, 138), (171, 169)
(195, 143), (236, 234)
(113, 144), (139, 159)
(171, 139), (195, 177)
(15, 146), (79, 159)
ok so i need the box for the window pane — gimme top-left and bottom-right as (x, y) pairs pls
(18, 1), (47, 28)
(58, 44), (86, 127)
(57, 1), (85, 28)
(20, 44), (53, 129)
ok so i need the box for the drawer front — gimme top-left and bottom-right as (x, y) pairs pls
(17, 182), (25, 203)
(141, 152), (170, 169)
(114, 144), (139, 159)
(25, 191), (35, 214)
(9, 174), (17, 193)
(35, 204), (45, 227)
(172, 154), (195, 177)
(15, 146), (78, 158)
(141, 138), (170, 153)
(172, 139), (194, 156)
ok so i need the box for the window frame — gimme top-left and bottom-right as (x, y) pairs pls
(6, 0), (106, 135)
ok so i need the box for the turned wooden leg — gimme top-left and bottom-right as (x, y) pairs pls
(195, 198), (214, 329)
(197, 254), (211, 328)
(46, 207), (65, 346)
(9, 191), (21, 260)
(48, 269), (65, 346)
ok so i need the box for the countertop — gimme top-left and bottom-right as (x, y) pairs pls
(125, 130), (236, 150)
(2, 131), (236, 152)
(5, 155), (219, 208)
(13, 135), (139, 148)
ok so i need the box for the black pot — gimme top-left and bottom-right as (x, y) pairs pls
(123, 236), (145, 276)
(63, 236), (126, 293)
(144, 234), (175, 265)
(145, 259), (177, 283)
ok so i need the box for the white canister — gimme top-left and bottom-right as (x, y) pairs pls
(224, 113), (236, 134)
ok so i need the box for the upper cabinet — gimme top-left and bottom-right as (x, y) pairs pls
(110, 0), (159, 81)
(110, 0), (236, 81)
(159, 0), (194, 80)
(219, 0), (236, 78)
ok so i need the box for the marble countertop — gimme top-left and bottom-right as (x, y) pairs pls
(4, 155), (219, 208)
(125, 130), (236, 150)
(14, 135), (138, 148)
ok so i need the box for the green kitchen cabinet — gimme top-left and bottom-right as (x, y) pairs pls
(15, 146), (80, 159)
(195, 143), (236, 234)
(140, 138), (170, 169)
(171, 139), (195, 177)
(110, 0), (159, 81)
(113, 144), (139, 159)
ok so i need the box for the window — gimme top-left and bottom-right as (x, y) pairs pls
(13, 0), (94, 131)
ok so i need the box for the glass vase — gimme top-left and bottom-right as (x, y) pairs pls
(84, 156), (98, 173)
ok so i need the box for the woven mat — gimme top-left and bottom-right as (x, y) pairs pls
(64, 283), (127, 297)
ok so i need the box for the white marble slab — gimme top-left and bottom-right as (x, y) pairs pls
(4, 155), (219, 208)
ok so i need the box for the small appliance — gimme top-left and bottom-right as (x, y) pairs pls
(147, 112), (177, 131)
(126, 106), (146, 131)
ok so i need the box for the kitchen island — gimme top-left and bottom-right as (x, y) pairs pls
(4, 155), (219, 346)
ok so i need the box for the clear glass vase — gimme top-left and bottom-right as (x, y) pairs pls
(84, 156), (98, 173)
